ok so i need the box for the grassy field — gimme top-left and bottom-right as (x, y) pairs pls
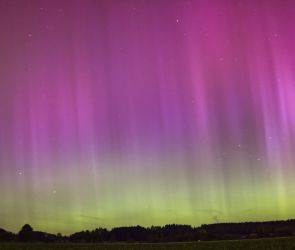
(1, 237), (295, 250)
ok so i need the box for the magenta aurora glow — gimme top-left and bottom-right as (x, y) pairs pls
(0, 0), (295, 234)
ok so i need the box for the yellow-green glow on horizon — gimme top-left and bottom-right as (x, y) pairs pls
(1, 156), (295, 234)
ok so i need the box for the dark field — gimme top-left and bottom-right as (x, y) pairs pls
(1, 237), (295, 250)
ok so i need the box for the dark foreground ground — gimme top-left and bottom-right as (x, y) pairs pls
(1, 237), (295, 250)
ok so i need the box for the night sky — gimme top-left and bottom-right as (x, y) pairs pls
(1, 0), (295, 234)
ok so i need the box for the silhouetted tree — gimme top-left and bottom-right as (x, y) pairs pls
(18, 224), (33, 242)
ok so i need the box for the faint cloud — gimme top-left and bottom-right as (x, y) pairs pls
(79, 215), (103, 221)
(194, 209), (223, 224)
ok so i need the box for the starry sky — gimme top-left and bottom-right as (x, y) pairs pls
(1, 0), (295, 234)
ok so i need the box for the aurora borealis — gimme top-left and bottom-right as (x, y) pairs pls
(1, 0), (295, 234)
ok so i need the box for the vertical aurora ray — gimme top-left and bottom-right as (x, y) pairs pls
(0, 0), (295, 234)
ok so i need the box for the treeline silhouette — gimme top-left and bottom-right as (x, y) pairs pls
(1, 220), (295, 243)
